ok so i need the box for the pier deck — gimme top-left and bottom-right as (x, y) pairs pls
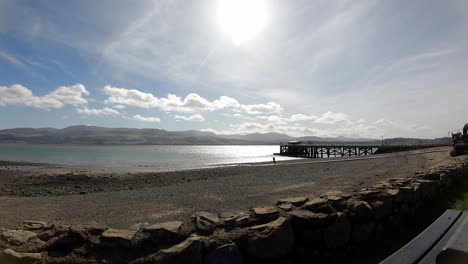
(276, 143), (448, 158)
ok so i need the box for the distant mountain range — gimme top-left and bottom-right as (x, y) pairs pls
(0, 125), (449, 145)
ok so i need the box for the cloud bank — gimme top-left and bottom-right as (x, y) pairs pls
(0, 84), (89, 110)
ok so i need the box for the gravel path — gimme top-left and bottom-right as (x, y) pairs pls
(0, 147), (454, 228)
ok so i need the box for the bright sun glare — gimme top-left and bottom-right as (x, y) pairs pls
(217, 0), (267, 45)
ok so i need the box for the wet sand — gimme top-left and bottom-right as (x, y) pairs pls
(0, 147), (457, 228)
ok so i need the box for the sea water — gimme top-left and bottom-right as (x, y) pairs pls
(0, 144), (297, 171)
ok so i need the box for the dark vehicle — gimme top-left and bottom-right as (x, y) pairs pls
(450, 123), (468, 156)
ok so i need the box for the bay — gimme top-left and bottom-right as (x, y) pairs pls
(0, 144), (297, 171)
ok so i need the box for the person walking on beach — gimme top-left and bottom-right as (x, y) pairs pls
(273, 157), (276, 164)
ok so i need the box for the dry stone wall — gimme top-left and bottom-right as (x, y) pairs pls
(1, 158), (468, 264)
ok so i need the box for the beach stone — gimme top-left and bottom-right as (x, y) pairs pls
(204, 243), (243, 264)
(323, 213), (351, 248)
(0, 249), (41, 263)
(347, 199), (373, 223)
(303, 197), (335, 214)
(17, 221), (47, 231)
(143, 221), (184, 243)
(252, 206), (279, 224)
(130, 235), (202, 264)
(0, 230), (37, 246)
(193, 212), (219, 234)
(247, 217), (294, 260)
(101, 229), (136, 248)
(277, 197), (309, 207)
(290, 210), (336, 227)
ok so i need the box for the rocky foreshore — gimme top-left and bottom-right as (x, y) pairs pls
(1, 157), (467, 264)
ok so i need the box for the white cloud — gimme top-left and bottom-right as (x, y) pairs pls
(205, 122), (325, 137)
(258, 115), (287, 125)
(212, 96), (241, 109)
(175, 114), (205, 122)
(132, 114), (161, 123)
(76, 107), (120, 116)
(288, 114), (318, 122)
(0, 83), (89, 110)
(47, 84), (90, 105)
(241, 102), (283, 115)
(112, 104), (126, 109)
(315, 111), (352, 125)
(102, 85), (282, 115)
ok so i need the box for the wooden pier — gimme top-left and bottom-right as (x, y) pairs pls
(276, 142), (448, 159)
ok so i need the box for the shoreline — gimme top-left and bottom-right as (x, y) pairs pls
(0, 146), (449, 173)
(0, 147), (459, 229)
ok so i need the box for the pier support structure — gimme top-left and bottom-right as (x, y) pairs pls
(277, 143), (448, 159)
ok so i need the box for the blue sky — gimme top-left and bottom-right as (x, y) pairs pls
(1, 0), (467, 138)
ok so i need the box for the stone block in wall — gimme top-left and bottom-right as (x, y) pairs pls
(386, 215), (402, 231)
(246, 217), (294, 260)
(322, 191), (351, 212)
(101, 229), (136, 248)
(142, 221), (185, 244)
(302, 198), (336, 214)
(277, 203), (293, 211)
(290, 210), (337, 228)
(223, 213), (252, 229)
(398, 204), (415, 216)
(297, 228), (323, 247)
(369, 197), (392, 221)
(399, 186), (415, 204)
(17, 221), (48, 231)
(0, 230), (38, 247)
(352, 222), (375, 243)
(347, 199), (373, 223)
(386, 188), (404, 203)
(323, 213), (351, 249)
(204, 243), (243, 264)
(418, 172), (441, 181)
(411, 182), (423, 203)
(439, 173), (453, 190)
(251, 207), (280, 224)
(277, 197), (309, 207)
(130, 235), (202, 264)
(0, 249), (42, 263)
(192, 212), (220, 235)
(359, 190), (391, 204)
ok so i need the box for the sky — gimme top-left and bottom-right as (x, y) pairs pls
(0, 0), (467, 139)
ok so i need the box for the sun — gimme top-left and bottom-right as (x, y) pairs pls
(216, 0), (267, 45)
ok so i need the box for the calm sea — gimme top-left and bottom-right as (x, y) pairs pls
(0, 144), (297, 171)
